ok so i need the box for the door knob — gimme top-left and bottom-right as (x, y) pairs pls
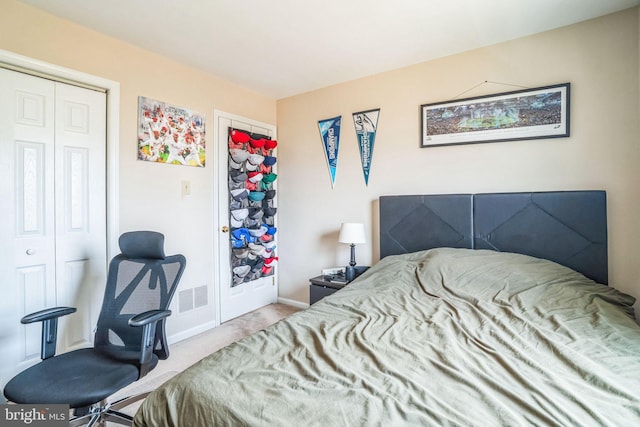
(26, 249), (35, 255)
(221, 226), (229, 233)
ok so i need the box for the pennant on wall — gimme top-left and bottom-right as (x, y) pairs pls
(352, 108), (380, 186)
(318, 116), (342, 188)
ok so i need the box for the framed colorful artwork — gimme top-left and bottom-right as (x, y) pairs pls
(137, 96), (206, 167)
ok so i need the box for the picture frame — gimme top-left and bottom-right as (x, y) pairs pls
(137, 96), (206, 167)
(420, 83), (570, 148)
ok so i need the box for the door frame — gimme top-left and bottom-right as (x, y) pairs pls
(0, 49), (120, 258)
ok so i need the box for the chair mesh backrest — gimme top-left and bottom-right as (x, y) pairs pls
(93, 231), (186, 359)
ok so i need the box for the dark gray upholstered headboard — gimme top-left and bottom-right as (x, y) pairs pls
(379, 191), (608, 284)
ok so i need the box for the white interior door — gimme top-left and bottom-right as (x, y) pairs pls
(0, 68), (107, 388)
(214, 110), (277, 323)
(0, 69), (56, 387)
(53, 82), (107, 351)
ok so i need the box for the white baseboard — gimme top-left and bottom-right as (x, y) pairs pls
(167, 299), (307, 345)
(278, 297), (309, 309)
(168, 320), (217, 345)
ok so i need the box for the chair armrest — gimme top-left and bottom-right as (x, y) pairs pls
(128, 309), (172, 378)
(128, 309), (171, 327)
(20, 307), (77, 360)
(21, 306), (77, 324)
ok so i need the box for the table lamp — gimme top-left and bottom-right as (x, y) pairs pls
(338, 222), (366, 281)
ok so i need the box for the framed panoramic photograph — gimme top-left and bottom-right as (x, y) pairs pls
(421, 83), (570, 148)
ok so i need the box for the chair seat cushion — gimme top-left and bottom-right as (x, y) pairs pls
(4, 348), (155, 408)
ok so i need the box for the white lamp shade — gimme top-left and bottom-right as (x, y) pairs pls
(338, 222), (366, 245)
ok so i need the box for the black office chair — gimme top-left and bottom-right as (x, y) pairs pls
(3, 231), (186, 426)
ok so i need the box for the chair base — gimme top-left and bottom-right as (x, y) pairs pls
(69, 392), (150, 427)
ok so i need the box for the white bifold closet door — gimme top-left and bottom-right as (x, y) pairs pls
(0, 68), (107, 388)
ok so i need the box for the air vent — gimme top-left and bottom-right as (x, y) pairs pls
(178, 286), (208, 313)
(178, 288), (194, 313)
(194, 285), (208, 309)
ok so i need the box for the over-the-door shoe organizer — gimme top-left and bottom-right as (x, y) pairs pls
(227, 128), (278, 287)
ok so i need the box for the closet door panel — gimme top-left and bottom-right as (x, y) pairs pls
(0, 68), (56, 383)
(54, 82), (107, 352)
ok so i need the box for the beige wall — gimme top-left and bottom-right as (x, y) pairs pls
(2, 1), (639, 332)
(1, 0), (277, 336)
(277, 9), (640, 307)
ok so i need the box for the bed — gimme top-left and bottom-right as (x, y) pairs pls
(133, 191), (640, 426)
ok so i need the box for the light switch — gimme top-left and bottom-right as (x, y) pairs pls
(182, 180), (191, 197)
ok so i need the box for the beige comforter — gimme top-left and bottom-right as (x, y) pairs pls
(134, 248), (640, 426)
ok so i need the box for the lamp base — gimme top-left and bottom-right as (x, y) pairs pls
(345, 266), (356, 282)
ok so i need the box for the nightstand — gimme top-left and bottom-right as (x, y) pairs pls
(309, 275), (348, 304)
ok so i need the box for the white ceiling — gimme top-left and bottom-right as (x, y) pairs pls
(17, 0), (640, 99)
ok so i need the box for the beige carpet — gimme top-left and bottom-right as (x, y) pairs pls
(108, 303), (301, 420)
